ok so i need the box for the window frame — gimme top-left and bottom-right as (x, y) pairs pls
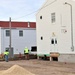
(51, 39), (54, 44)
(51, 12), (56, 23)
(19, 30), (23, 37)
(41, 36), (43, 40)
(40, 16), (42, 19)
(6, 30), (10, 37)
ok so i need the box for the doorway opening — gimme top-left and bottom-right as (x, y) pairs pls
(52, 57), (58, 61)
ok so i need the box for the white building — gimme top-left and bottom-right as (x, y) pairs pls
(0, 21), (36, 57)
(36, 0), (75, 62)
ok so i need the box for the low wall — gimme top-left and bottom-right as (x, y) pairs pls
(58, 54), (75, 63)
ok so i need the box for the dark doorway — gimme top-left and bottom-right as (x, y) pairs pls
(52, 57), (58, 61)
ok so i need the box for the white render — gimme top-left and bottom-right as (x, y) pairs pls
(36, 0), (75, 58)
(1, 28), (36, 55)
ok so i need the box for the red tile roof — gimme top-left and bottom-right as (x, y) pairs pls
(0, 21), (36, 28)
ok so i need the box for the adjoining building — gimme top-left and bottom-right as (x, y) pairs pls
(0, 21), (36, 57)
(36, 0), (75, 62)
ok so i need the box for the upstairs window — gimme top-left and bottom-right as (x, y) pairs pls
(41, 36), (43, 40)
(31, 46), (37, 51)
(6, 30), (10, 36)
(19, 30), (23, 37)
(40, 16), (42, 19)
(51, 13), (56, 23)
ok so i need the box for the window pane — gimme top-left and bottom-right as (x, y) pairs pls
(40, 16), (42, 19)
(41, 36), (43, 40)
(55, 39), (57, 44)
(51, 13), (56, 23)
(6, 30), (10, 36)
(51, 39), (54, 44)
(19, 30), (23, 37)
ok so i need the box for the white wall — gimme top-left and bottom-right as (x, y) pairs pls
(36, 0), (75, 55)
(1, 28), (36, 54)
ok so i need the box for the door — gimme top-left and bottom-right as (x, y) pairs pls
(50, 37), (58, 52)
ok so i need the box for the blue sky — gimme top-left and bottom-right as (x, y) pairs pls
(0, 0), (45, 22)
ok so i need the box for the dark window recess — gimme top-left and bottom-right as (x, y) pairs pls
(6, 30), (10, 36)
(51, 12), (56, 23)
(52, 57), (58, 61)
(19, 30), (23, 37)
(41, 37), (43, 40)
(55, 39), (57, 44)
(51, 39), (54, 44)
(40, 16), (42, 19)
(31, 46), (37, 51)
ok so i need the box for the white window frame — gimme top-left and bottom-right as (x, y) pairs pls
(51, 12), (56, 23)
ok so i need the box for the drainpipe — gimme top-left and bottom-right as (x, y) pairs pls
(65, 2), (74, 51)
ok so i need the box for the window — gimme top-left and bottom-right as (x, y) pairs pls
(40, 16), (42, 19)
(31, 46), (37, 51)
(19, 30), (23, 37)
(6, 30), (10, 36)
(51, 39), (54, 44)
(41, 36), (43, 40)
(55, 39), (57, 44)
(51, 13), (56, 23)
